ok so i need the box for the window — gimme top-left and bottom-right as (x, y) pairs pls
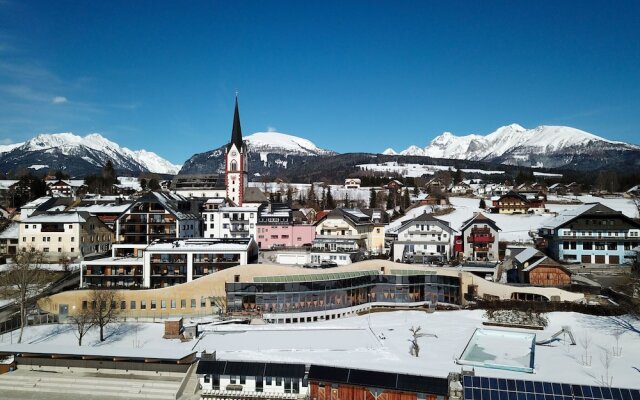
(22, 237), (25, 242)
(130, 301), (136, 309)
(43, 248), (49, 252)
(240, 376), (246, 384)
(120, 301), (126, 310)
(71, 237), (75, 242)
(32, 237), (35, 242)
(201, 297), (206, 307)
(58, 248), (62, 253)
(151, 300), (157, 309)
(266, 376), (272, 385)
(71, 248), (74, 252)
(181, 299), (186, 309)
(276, 377), (282, 386)
(595, 242), (605, 250)
(230, 376), (237, 384)
(69, 224), (72, 229)
(141, 301), (146, 309)
(607, 242), (617, 250)
(191, 298), (196, 308)
(161, 300), (166, 309)
(82, 301), (88, 310)
(58, 237), (62, 242)
(171, 299), (176, 309)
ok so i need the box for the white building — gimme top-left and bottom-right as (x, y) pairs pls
(19, 211), (114, 261)
(344, 178), (361, 189)
(202, 199), (258, 240)
(197, 359), (308, 399)
(81, 237), (259, 288)
(393, 213), (456, 263)
(226, 97), (249, 206)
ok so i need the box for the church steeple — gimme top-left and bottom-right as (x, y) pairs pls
(228, 96), (244, 151)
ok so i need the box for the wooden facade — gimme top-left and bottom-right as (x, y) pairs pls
(311, 382), (438, 400)
(526, 265), (571, 286)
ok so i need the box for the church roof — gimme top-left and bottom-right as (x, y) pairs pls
(227, 97), (245, 151)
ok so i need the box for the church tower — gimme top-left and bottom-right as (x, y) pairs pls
(225, 96), (249, 206)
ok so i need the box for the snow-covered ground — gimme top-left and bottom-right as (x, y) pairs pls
(1, 310), (639, 388)
(389, 196), (639, 243)
(357, 162), (505, 177)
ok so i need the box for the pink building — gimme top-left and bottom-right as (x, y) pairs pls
(256, 224), (315, 250)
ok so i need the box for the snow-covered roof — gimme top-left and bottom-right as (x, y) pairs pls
(21, 196), (53, 209)
(0, 221), (19, 239)
(540, 203), (616, 230)
(73, 203), (132, 214)
(146, 238), (256, 252)
(0, 343), (195, 361)
(514, 247), (542, 264)
(21, 211), (90, 224)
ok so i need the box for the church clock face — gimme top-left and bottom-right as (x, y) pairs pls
(231, 151), (237, 156)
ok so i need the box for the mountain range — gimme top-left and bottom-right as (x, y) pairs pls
(0, 133), (181, 176)
(1, 124), (638, 178)
(383, 124), (640, 169)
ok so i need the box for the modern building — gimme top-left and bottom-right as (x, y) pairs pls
(115, 191), (201, 245)
(538, 203), (640, 265)
(344, 178), (361, 189)
(19, 211), (114, 261)
(197, 359), (308, 398)
(459, 213), (500, 261)
(42, 260), (586, 321)
(393, 213), (456, 263)
(81, 237), (259, 289)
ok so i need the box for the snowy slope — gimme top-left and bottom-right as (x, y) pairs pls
(245, 131), (335, 156)
(382, 148), (398, 155)
(388, 124), (639, 167)
(1, 132), (180, 174)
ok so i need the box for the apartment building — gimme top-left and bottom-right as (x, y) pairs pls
(393, 213), (456, 263)
(19, 211), (114, 261)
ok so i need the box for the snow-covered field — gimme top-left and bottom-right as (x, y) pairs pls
(357, 162), (505, 177)
(1, 310), (639, 388)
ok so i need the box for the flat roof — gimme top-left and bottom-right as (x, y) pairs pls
(253, 270), (378, 283)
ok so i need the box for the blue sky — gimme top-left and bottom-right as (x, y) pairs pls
(0, 1), (639, 164)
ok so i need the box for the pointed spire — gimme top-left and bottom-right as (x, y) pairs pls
(229, 94), (243, 150)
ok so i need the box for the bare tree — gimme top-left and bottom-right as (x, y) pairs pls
(599, 349), (613, 387)
(89, 289), (122, 342)
(0, 247), (53, 343)
(409, 326), (426, 357)
(70, 306), (94, 346)
(579, 332), (592, 366)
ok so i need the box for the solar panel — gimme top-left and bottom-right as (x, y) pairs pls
(462, 375), (640, 400)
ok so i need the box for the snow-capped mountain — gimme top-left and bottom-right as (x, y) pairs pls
(387, 124), (640, 168)
(179, 131), (335, 175)
(244, 131), (335, 156)
(382, 148), (398, 155)
(0, 133), (181, 176)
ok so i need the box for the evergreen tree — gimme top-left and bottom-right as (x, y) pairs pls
(286, 185), (293, 204)
(140, 178), (147, 191)
(402, 187), (411, 210)
(344, 192), (350, 208)
(326, 186), (336, 209)
(320, 187), (326, 209)
(102, 160), (117, 183)
(369, 188), (377, 208)
(386, 192), (394, 210)
(307, 183), (317, 208)
(454, 168), (464, 184)
(148, 178), (160, 190)
(479, 198), (486, 209)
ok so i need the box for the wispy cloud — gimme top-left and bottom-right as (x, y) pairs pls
(267, 126), (277, 132)
(52, 96), (68, 104)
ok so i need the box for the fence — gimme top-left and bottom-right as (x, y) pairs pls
(0, 312), (58, 337)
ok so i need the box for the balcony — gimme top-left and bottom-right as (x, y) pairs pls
(467, 235), (495, 243)
(229, 225), (249, 233)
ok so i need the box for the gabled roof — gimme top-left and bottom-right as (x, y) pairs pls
(319, 208), (377, 226)
(243, 187), (268, 204)
(522, 255), (570, 274)
(540, 202), (640, 230)
(120, 191), (199, 221)
(514, 247), (543, 264)
(498, 190), (529, 203)
(397, 212), (455, 234)
(21, 211), (95, 224)
(460, 213), (501, 232)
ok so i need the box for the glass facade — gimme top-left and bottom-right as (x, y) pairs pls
(226, 274), (461, 314)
